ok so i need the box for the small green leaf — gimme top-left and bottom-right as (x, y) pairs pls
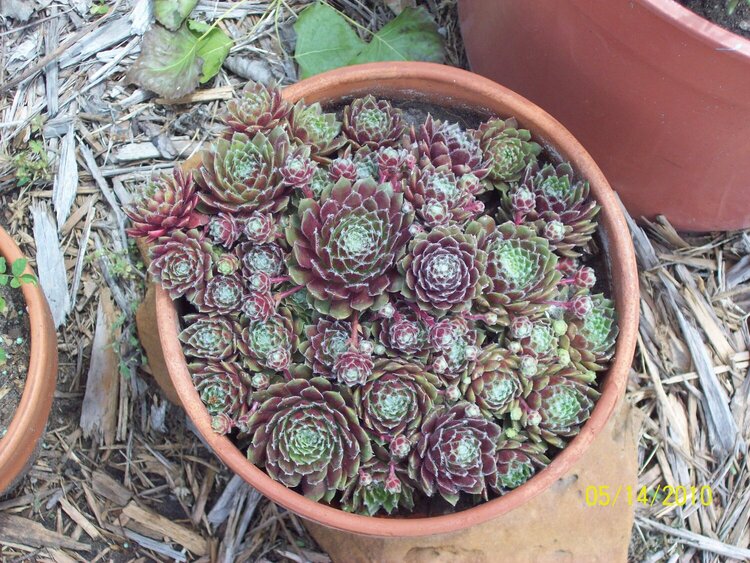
(126, 24), (203, 99)
(20, 273), (37, 285)
(188, 20), (233, 83)
(0, 348), (6, 365)
(0, 296), (5, 313)
(155, 0), (198, 30)
(294, 2), (366, 79)
(90, 2), (108, 16)
(9, 278), (20, 289)
(11, 258), (27, 277)
(0, 258), (6, 275)
(352, 7), (444, 65)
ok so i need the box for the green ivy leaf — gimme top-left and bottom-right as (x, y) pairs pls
(188, 20), (233, 83)
(155, 0), (198, 30)
(11, 258), (27, 277)
(352, 7), (444, 65)
(0, 258), (6, 275)
(126, 23), (232, 99)
(293, 2), (444, 79)
(294, 2), (366, 79)
(9, 278), (20, 289)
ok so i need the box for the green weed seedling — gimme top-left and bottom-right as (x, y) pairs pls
(0, 257), (38, 365)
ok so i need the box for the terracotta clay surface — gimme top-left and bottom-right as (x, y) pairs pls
(304, 398), (643, 562)
(0, 226), (58, 495)
(459, 0), (750, 231)
(153, 62), (640, 536)
(136, 284), (181, 406)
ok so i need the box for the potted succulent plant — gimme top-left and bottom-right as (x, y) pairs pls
(0, 225), (58, 495)
(459, 0), (750, 231)
(129, 62), (638, 537)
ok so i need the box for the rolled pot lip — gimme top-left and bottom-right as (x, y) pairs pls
(157, 62), (639, 537)
(638, 0), (750, 56)
(0, 225), (57, 494)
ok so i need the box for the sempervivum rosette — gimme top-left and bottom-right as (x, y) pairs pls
(246, 377), (373, 501)
(561, 294), (618, 371)
(341, 454), (415, 516)
(490, 432), (550, 493)
(373, 301), (430, 360)
(148, 229), (213, 301)
(301, 318), (352, 376)
(408, 402), (501, 505)
(429, 316), (484, 384)
(206, 212), (242, 248)
(287, 101), (345, 158)
(223, 81), (291, 136)
(399, 221), (490, 315)
(405, 166), (484, 227)
(125, 168), (204, 241)
(463, 344), (526, 420)
(479, 221), (561, 326)
(477, 118), (541, 188)
(194, 273), (247, 315)
(516, 162), (600, 256)
(525, 376), (600, 448)
(239, 242), (286, 279)
(342, 96), (406, 150)
(412, 115), (488, 178)
(179, 314), (239, 360)
(286, 178), (413, 318)
(354, 358), (439, 443)
(332, 349), (375, 387)
(196, 127), (290, 214)
(240, 311), (296, 372)
(191, 360), (249, 434)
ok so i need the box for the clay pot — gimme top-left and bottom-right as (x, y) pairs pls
(0, 225), (58, 495)
(155, 62), (639, 536)
(458, 0), (750, 232)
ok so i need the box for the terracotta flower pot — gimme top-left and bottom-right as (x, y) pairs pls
(0, 225), (58, 495)
(155, 62), (639, 537)
(458, 0), (750, 232)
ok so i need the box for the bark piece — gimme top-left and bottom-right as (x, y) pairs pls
(79, 288), (120, 445)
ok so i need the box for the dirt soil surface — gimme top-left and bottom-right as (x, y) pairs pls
(0, 273), (30, 439)
(678, 0), (750, 37)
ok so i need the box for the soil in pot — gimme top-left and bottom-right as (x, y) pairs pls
(0, 272), (31, 441)
(677, 0), (750, 37)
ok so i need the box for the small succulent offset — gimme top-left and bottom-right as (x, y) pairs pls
(0, 258), (38, 365)
(127, 81), (617, 516)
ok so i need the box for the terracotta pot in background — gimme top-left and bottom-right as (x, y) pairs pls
(150, 62), (640, 538)
(459, 0), (750, 232)
(0, 225), (58, 495)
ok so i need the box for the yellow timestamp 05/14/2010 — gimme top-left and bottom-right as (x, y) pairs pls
(584, 485), (713, 508)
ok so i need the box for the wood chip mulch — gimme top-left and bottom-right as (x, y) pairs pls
(0, 1), (748, 562)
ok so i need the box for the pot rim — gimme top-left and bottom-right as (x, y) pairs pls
(156, 62), (639, 537)
(638, 0), (750, 56)
(0, 225), (57, 494)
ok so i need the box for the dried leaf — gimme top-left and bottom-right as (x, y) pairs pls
(127, 25), (202, 99)
(127, 22), (231, 99)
